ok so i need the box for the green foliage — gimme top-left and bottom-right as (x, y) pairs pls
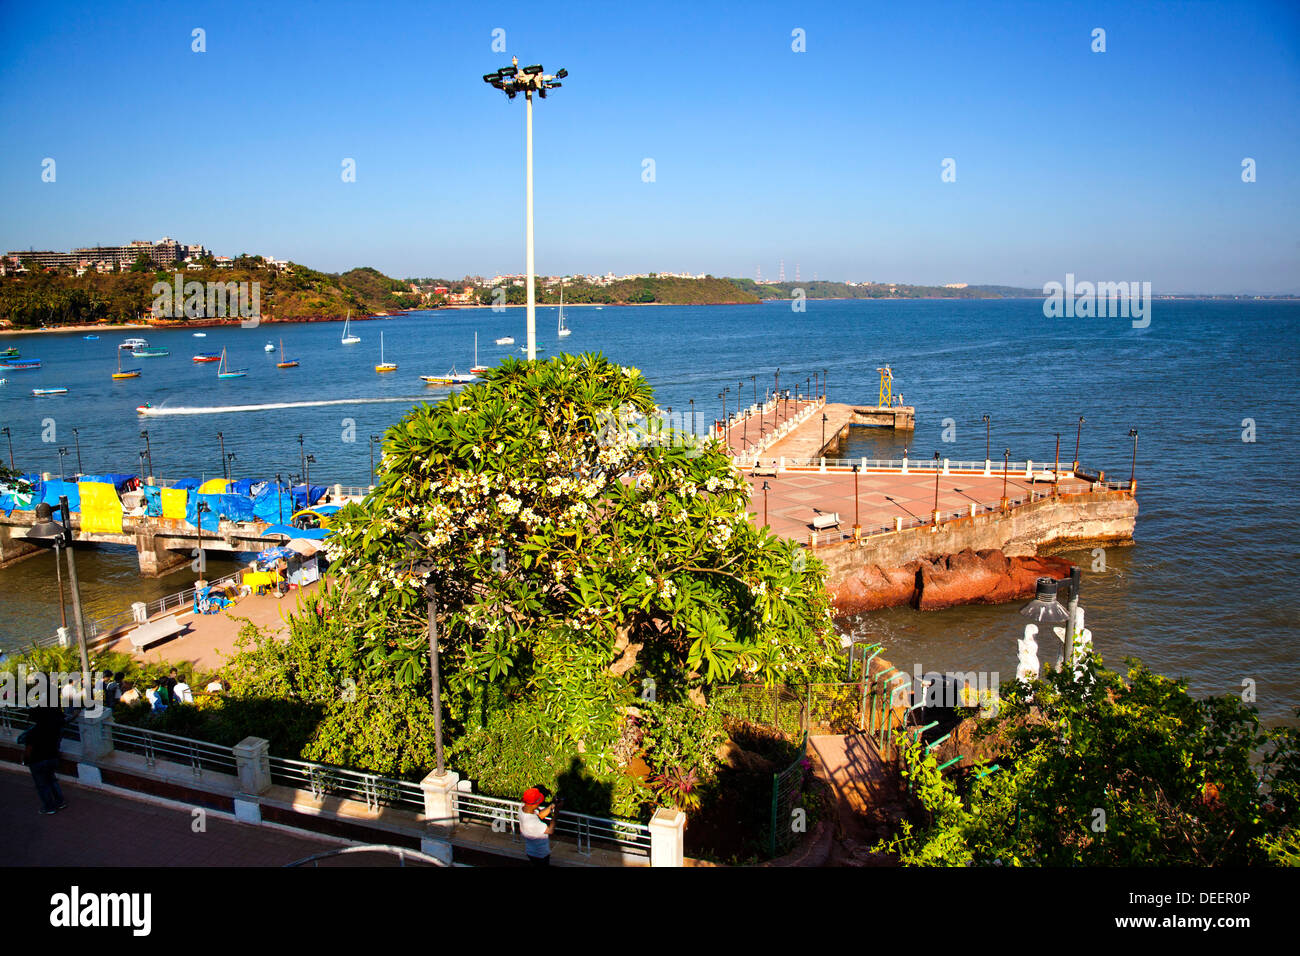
(880, 655), (1300, 866)
(637, 698), (725, 782)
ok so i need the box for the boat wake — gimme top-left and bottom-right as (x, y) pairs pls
(138, 396), (431, 416)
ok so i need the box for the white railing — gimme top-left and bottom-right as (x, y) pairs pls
(268, 754), (425, 813)
(454, 790), (652, 858)
(110, 722), (239, 779)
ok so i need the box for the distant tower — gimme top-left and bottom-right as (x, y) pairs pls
(877, 365), (894, 407)
(795, 263), (800, 282)
(779, 259), (785, 283)
(756, 265), (763, 283)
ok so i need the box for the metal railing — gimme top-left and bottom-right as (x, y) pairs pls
(454, 789), (652, 858)
(110, 722), (239, 779)
(268, 754), (425, 813)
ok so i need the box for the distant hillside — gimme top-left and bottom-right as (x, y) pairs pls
(0, 258), (423, 328)
(474, 275), (758, 306)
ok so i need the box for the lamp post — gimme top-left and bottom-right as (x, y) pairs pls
(407, 539), (447, 776)
(483, 56), (568, 363)
(750, 375), (757, 411)
(139, 429), (153, 479)
(688, 398), (695, 437)
(1020, 567), (1083, 668)
(369, 434), (381, 485)
(305, 453), (316, 488)
(1128, 428), (1139, 491)
(297, 433), (305, 477)
(1074, 416), (1086, 471)
(1, 426), (12, 469)
(719, 389), (728, 439)
(851, 463), (861, 537)
(72, 428), (83, 476)
(812, 371), (818, 401)
(275, 473), (285, 524)
(1001, 447), (1010, 511)
(195, 501), (210, 581)
(761, 480), (771, 527)
(821, 413), (828, 451)
(218, 431), (228, 479)
(982, 414), (990, 465)
(29, 498), (89, 677)
(932, 451), (942, 524)
(823, 368), (828, 402)
(227, 452), (237, 479)
(57, 447), (68, 478)
(1053, 432), (1061, 493)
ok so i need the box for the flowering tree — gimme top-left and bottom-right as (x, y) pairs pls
(320, 353), (837, 766)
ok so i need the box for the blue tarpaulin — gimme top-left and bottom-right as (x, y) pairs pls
(142, 485), (163, 517)
(169, 478), (202, 491)
(290, 484), (327, 510)
(251, 487), (295, 524)
(79, 473), (137, 492)
(40, 480), (81, 513)
(259, 524), (297, 538)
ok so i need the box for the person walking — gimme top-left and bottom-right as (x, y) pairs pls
(518, 787), (558, 866)
(22, 706), (67, 815)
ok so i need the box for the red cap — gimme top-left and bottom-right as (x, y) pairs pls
(522, 787), (544, 806)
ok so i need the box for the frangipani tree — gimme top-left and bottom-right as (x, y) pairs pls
(322, 353), (837, 763)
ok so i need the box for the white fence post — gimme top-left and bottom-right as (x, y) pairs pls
(649, 808), (685, 867)
(233, 735), (271, 824)
(1025, 459), (1034, 478)
(420, 770), (461, 827)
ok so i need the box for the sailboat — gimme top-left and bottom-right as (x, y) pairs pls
(217, 347), (247, 379)
(557, 278), (571, 337)
(276, 338), (299, 369)
(375, 331), (397, 373)
(341, 310), (360, 345)
(470, 332), (489, 376)
(113, 350), (141, 380)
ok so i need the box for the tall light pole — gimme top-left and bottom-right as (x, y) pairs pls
(29, 499), (89, 678)
(750, 375), (757, 410)
(982, 413), (990, 464)
(484, 57), (567, 363)
(851, 463), (861, 537)
(57, 447), (68, 478)
(688, 398), (695, 437)
(218, 431), (228, 479)
(1128, 428), (1139, 491)
(1074, 416), (1086, 471)
(297, 433), (305, 477)
(306, 453), (316, 488)
(139, 429), (153, 479)
(761, 481), (771, 527)
(72, 428), (83, 476)
(369, 434), (381, 485)
(1001, 448), (1010, 511)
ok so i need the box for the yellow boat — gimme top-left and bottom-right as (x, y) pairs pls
(375, 331), (397, 373)
(113, 352), (141, 380)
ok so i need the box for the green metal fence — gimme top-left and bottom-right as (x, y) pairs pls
(769, 731), (809, 857)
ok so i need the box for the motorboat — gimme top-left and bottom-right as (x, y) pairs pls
(0, 358), (40, 370)
(131, 346), (169, 357)
(120, 337), (148, 350)
(32, 387), (68, 396)
(192, 352), (222, 362)
(494, 336), (515, 345)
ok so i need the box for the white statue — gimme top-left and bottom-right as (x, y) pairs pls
(1016, 624), (1040, 683)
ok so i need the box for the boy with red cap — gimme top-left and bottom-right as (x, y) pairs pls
(519, 786), (557, 866)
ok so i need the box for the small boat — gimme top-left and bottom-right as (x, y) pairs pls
(113, 351), (141, 380)
(557, 279), (571, 337)
(192, 332), (207, 337)
(131, 346), (169, 357)
(341, 310), (360, 345)
(0, 347), (18, 358)
(192, 351), (222, 362)
(32, 387), (68, 396)
(595, 306), (603, 310)
(120, 337), (148, 350)
(494, 336), (515, 346)
(0, 358), (40, 370)
(264, 342), (275, 352)
(469, 332), (489, 376)
(83, 334), (99, 340)
(276, 339), (299, 369)
(217, 348), (248, 379)
(0, 379), (6, 386)
(136, 402), (153, 414)
(375, 331), (398, 373)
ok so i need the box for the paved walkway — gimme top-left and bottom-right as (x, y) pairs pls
(808, 733), (906, 866)
(745, 469), (1089, 541)
(0, 763), (350, 866)
(720, 398), (822, 457)
(105, 580), (320, 673)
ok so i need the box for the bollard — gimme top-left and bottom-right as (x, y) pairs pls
(1025, 459), (1034, 478)
(983, 459), (991, 476)
(969, 502), (977, 518)
(894, 516), (903, 532)
(901, 456), (909, 474)
(233, 736), (272, 796)
(778, 456), (786, 473)
(942, 458), (950, 476)
(819, 457), (826, 474)
(420, 770), (461, 830)
(649, 808), (686, 867)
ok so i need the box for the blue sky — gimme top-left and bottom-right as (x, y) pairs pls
(1, 0), (1298, 292)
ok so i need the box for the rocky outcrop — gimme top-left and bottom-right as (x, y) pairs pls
(833, 548), (1073, 614)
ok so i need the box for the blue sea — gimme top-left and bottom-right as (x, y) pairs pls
(2, 299), (1297, 720)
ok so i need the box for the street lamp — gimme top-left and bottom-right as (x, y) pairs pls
(369, 434), (381, 485)
(851, 463), (861, 537)
(1074, 416), (1086, 471)
(688, 398), (695, 437)
(1019, 567), (1083, 667)
(139, 429), (153, 479)
(1001, 447), (1010, 510)
(750, 375), (757, 411)
(982, 414), (990, 464)
(57, 447), (69, 478)
(275, 473), (285, 524)
(1128, 428), (1139, 491)
(227, 452), (237, 478)
(72, 428), (83, 476)
(761, 480), (771, 527)
(305, 453), (316, 487)
(195, 501), (210, 580)
(483, 56), (568, 363)
(1, 426), (12, 469)
(823, 368), (828, 402)
(932, 451), (942, 524)
(297, 433), (306, 477)
(719, 388), (728, 438)
(821, 412), (828, 450)
(218, 431), (228, 479)
(28, 498), (90, 677)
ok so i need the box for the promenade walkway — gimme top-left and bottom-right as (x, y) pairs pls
(744, 468), (1090, 542)
(0, 762), (350, 866)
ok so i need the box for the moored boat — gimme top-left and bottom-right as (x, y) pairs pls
(494, 336), (515, 345)
(0, 358), (40, 370)
(276, 339), (299, 369)
(341, 310), (360, 345)
(132, 346), (170, 357)
(0, 347), (19, 358)
(32, 387), (68, 396)
(120, 337), (148, 350)
(113, 351), (141, 379)
(217, 348), (248, 379)
(192, 352), (222, 362)
(375, 331), (398, 373)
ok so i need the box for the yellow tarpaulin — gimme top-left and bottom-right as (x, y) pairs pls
(78, 482), (123, 535)
(198, 478), (229, 494)
(161, 488), (188, 520)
